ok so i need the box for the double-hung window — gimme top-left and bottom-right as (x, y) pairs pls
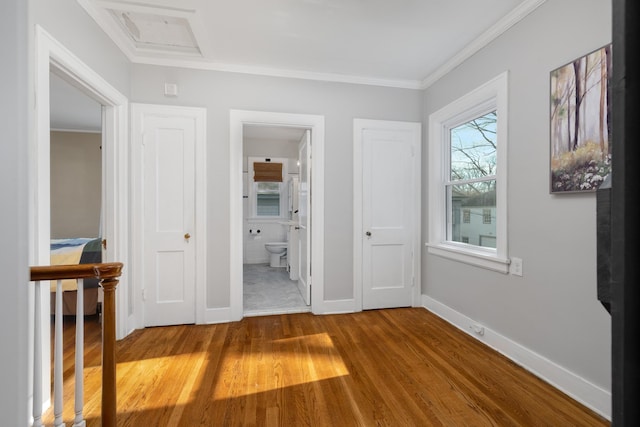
(248, 157), (288, 219)
(427, 72), (509, 273)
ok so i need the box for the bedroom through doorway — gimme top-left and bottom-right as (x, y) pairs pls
(49, 71), (105, 318)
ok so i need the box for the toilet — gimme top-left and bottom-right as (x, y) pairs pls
(265, 242), (287, 267)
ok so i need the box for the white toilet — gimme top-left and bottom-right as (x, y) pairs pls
(265, 242), (287, 267)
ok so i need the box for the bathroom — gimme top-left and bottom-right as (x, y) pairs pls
(242, 124), (310, 315)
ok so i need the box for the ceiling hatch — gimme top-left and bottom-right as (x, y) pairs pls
(109, 9), (200, 55)
(79, 1), (209, 60)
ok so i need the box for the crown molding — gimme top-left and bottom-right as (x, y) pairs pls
(79, 0), (545, 91)
(132, 56), (425, 90)
(420, 0), (547, 90)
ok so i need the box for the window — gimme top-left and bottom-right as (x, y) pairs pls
(427, 72), (509, 273)
(256, 182), (281, 216)
(248, 157), (288, 219)
(483, 208), (492, 224)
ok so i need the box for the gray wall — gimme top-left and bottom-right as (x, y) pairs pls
(130, 67), (423, 307)
(422, 0), (611, 392)
(1, 0), (29, 423)
(30, 0), (130, 96)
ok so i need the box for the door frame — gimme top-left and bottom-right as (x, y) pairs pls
(353, 119), (422, 310)
(31, 26), (130, 411)
(33, 25), (130, 337)
(229, 110), (325, 319)
(130, 103), (207, 328)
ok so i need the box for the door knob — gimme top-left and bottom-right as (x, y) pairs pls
(184, 233), (191, 240)
(365, 231), (372, 237)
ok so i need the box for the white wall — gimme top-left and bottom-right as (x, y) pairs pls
(422, 0), (611, 414)
(0, 0), (29, 423)
(131, 66), (423, 308)
(242, 143), (298, 265)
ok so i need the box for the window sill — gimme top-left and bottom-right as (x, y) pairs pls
(247, 217), (287, 224)
(426, 242), (510, 274)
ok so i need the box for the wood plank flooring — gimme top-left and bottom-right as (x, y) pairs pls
(45, 308), (609, 426)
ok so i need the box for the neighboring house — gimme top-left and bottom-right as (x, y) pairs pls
(2, 0), (626, 424)
(451, 190), (497, 248)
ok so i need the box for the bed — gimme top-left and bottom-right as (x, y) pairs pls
(50, 237), (102, 316)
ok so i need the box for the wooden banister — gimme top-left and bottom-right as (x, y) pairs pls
(30, 262), (122, 427)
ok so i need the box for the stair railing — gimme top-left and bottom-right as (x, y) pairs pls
(30, 262), (122, 427)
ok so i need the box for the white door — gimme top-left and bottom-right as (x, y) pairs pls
(361, 127), (417, 309)
(143, 116), (196, 326)
(297, 130), (311, 305)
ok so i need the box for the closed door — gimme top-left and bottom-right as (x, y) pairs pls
(362, 128), (416, 309)
(143, 116), (196, 326)
(298, 130), (311, 305)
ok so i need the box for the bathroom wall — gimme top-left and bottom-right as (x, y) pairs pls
(243, 137), (298, 264)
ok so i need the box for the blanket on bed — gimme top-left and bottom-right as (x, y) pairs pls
(50, 238), (102, 291)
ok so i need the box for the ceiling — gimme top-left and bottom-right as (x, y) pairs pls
(78, 0), (544, 89)
(50, 72), (102, 133)
(244, 124), (307, 144)
(51, 0), (545, 131)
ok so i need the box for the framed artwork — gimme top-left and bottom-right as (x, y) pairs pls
(550, 44), (612, 193)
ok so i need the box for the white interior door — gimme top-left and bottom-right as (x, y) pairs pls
(143, 115), (196, 326)
(298, 130), (311, 305)
(362, 128), (416, 309)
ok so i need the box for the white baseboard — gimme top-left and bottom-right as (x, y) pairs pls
(204, 307), (233, 324)
(316, 298), (357, 315)
(422, 295), (611, 420)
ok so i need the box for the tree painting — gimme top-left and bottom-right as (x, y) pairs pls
(550, 45), (612, 193)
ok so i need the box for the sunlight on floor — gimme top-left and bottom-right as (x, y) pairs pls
(116, 352), (206, 412)
(212, 333), (349, 400)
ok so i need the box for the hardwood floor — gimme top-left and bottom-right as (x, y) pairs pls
(45, 308), (609, 426)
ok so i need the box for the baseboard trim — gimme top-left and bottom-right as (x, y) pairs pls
(317, 299), (357, 315)
(204, 307), (233, 324)
(421, 295), (611, 420)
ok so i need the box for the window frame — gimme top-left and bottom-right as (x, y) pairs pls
(247, 156), (288, 220)
(427, 72), (510, 273)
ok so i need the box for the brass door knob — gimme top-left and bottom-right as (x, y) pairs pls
(184, 233), (191, 240)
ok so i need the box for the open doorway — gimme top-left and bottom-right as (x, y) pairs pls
(242, 125), (310, 316)
(229, 110), (325, 320)
(32, 25), (130, 354)
(49, 71), (104, 318)
(31, 27), (130, 414)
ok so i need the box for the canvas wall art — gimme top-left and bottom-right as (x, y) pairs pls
(550, 44), (612, 193)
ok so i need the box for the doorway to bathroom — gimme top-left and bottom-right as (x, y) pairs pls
(243, 127), (309, 315)
(229, 110), (325, 319)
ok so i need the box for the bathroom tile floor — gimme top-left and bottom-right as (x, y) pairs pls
(243, 263), (310, 316)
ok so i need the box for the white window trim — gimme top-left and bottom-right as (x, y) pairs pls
(427, 71), (510, 273)
(247, 156), (288, 219)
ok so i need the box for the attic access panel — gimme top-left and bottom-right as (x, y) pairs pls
(109, 9), (201, 55)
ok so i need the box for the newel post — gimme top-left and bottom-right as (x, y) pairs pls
(95, 264), (121, 427)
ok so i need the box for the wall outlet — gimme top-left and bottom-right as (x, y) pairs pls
(471, 323), (485, 336)
(510, 257), (523, 276)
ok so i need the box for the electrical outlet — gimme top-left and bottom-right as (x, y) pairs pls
(510, 257), (523, 276)
(471, 324), (485, 336)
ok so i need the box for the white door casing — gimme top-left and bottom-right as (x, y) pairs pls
(229, 110), (325, 320)
(298, 130), (311, 305)
(132, 104), (207, 328)
(354, 120), (421, 310)
(33, 26), (130, 414)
